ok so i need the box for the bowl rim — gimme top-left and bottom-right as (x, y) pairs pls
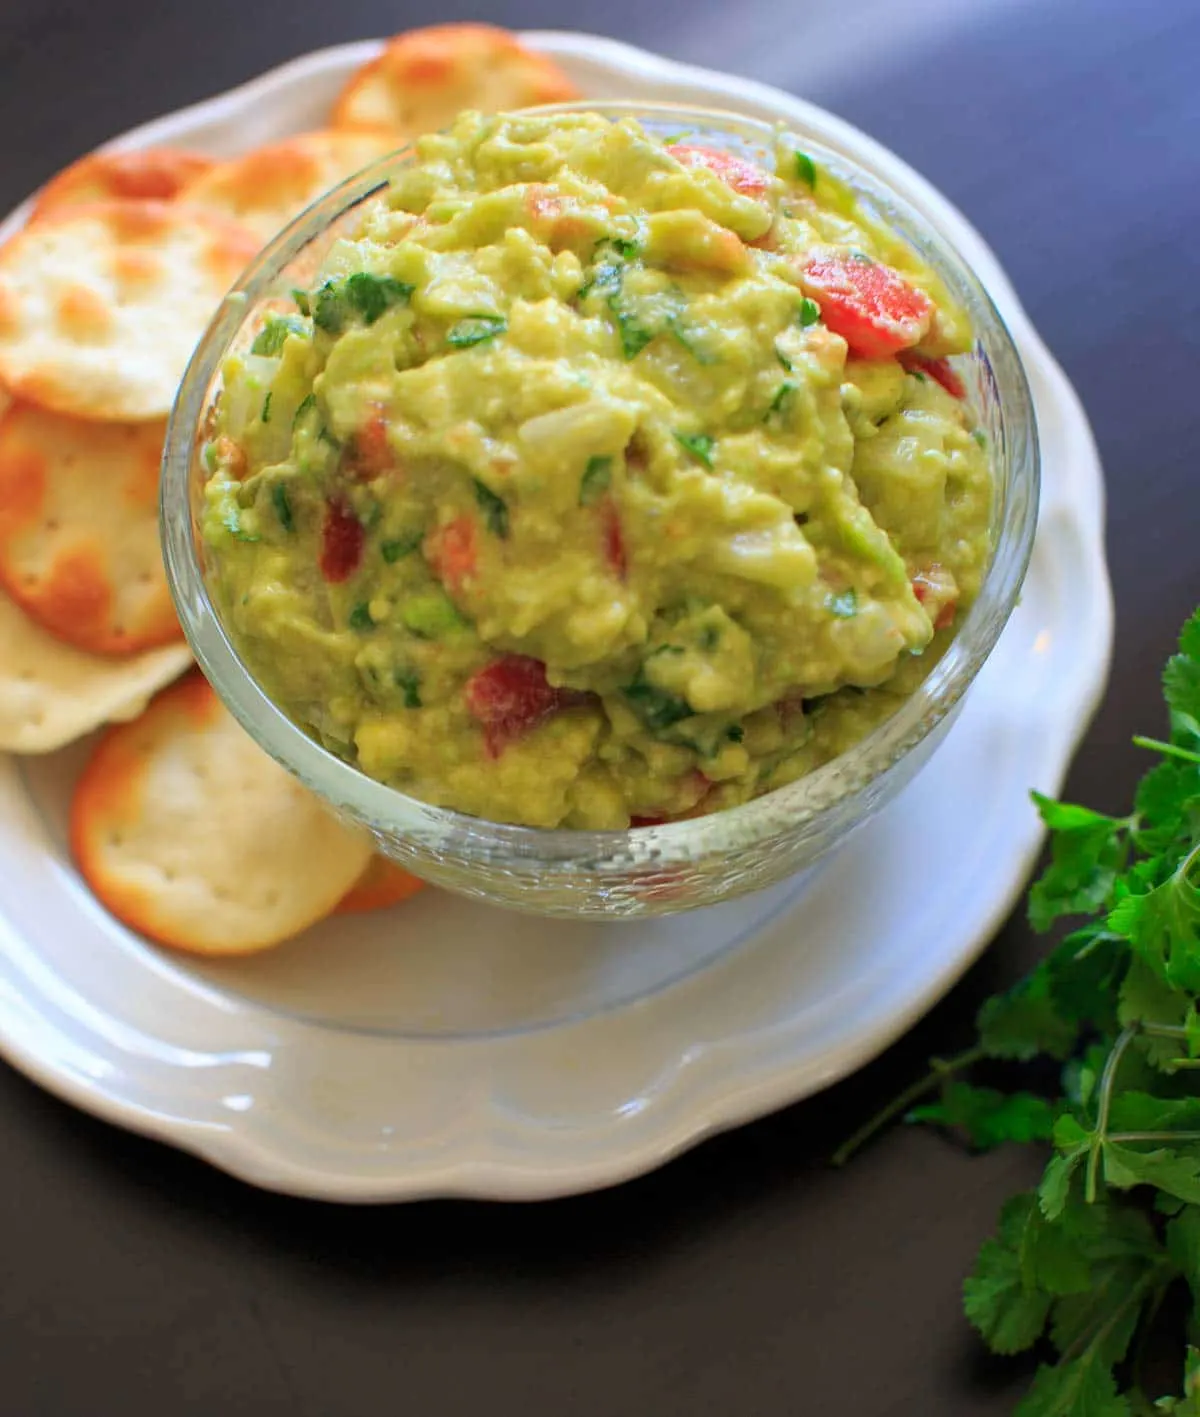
(161, 99), (1040, 870)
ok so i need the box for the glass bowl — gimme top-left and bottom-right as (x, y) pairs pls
(162, 101), (1039, 920)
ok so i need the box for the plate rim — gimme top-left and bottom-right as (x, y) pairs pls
(0, 32), (1114, 1202)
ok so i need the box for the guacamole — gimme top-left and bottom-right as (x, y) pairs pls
(202, 111), (992, 829)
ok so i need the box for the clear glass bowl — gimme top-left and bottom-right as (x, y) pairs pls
(162, 102), (1039, 920)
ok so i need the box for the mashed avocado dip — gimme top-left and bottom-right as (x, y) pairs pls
(202, 111), (993, 829)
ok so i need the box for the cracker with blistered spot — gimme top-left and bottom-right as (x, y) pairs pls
(70, 672), (373, 955)
(0, 200), (260, 421)
(0, 401), (180, 655)
(330, 24), (579, 137)
(0, 586), (191, 753)
(30, 148), (215, 223)
(180, 129), (399, 242)
(334, 854), (426, 914)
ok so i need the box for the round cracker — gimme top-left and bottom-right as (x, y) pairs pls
(30, 148), (214, 223)
(69, 672), (372, 955)
(0, 200), (260, 421)
(0, 586), (191, 753)
(0, 401), (180, 655)
(330, 24), (579, 136)
(334, 854), (426, 915)
(180, 129), (399, 242)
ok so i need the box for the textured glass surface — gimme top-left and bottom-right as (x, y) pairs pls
(162, 103), (1038, 919)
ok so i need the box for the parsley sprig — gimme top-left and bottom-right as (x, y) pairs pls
(838, 608), (1200, 1414)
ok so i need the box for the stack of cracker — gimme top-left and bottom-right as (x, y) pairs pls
(0, 23), (582, 953)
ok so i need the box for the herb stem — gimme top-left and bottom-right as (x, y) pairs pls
(831, 1046), (986, 1167)
(1086, 1025), (1137, 1203)
(1132, 734), (1200, 765)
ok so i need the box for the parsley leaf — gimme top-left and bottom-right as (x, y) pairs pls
(799, 297), (821, 328)
(794, 150), (817, 188)
(348, 602), (374, 632)
(394, 667), (421, 709)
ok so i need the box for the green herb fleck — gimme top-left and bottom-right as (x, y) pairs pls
(775, 344), (794, 372)
(221, 504), (259, 543)
(270, 483), (293, 532)
(473, 479), (509, 538)
(579, 455), (613, 507)
(260, 391), (272, 424)
(394, 667), (421, 709)
(700, 624), (722, 651)
(973, 428), (988, 449)
(613, 304), (654, 360)
(766, 381), (797, 420)
(447, 315), (507, 348)
(291, 288), (311, 316)
(348, 602), (374, 632)
(381, 530), (423, 564)
(674, 431), (715, 468)
(624, 670), (693, 733)
(344, 272), (414, 324)
(799, 297), (821, 328)
(251, 315), (307, 356)
(312, 282), (347, 334)
(292, 393), (316, 428)
(794, 150), (817, 188)
(726, 724), (745, 743)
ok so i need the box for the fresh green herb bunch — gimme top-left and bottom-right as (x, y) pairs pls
(838, 610), (1200, 1415)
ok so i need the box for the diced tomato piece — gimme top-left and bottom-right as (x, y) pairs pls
(602, 498), (627, 579)
(319, 499), (363, 582)
(465, 654), (583, 758)
(346, 407), (394, 478)
(667, 145), (772, 201)
(912, 562), (959, 631)
(899, 352), (966, 399)
(426, 515), (477, 593)
(800, 255), (933, 359)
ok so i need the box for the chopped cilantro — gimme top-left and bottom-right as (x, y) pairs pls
(312, 281), (347, 334)
(973, 428), (988, 448)
(775, 344), (794, 372)
(827, 588), (858, 618)
(667, 316), (716, 365)
(766, 381), (797, 420)
(381, 530), (423, 563)
(794, 150), (817, 188)
(260, 391), (272, 424)
(579, 455), (612, 507)
(291, 288), (311, 316)
(674, 431), (715, 468)
(725, 724), (745, 743)
(799, 297), (821, 328)
(292, 393), (316, 428)
(348, 602), (374, 632)
(613, 305), (654, 360)
(344, 272), (414, 324)
(447, 315), (507, 348)
(394, 667), (421, 709)
(270, 483), (293, 532)
(251, 315), (307, 356)
(473, 479), (509, 538)
(624, 670), (693, 733)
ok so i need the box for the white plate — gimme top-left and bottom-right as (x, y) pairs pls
(0, 34), (1112, 1201)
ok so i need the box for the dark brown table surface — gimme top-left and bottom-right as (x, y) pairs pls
(1, 0), (1196, 1412)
